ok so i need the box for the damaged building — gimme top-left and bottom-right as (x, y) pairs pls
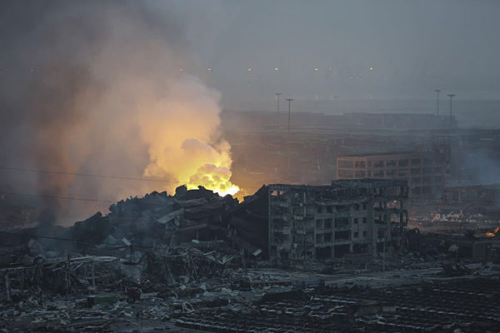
(268, 179), (408, 261)
(337, 150), (449, 198)
(439, 184), (500, 222)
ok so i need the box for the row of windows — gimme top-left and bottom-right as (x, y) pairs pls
(339, 158), (432, 169)
(316, 217), (368, 229)
(338, 160), (367, 168)
(316, 203), (367, 214)
(340, 169), (414, 178)
(315, 230), (369, 243)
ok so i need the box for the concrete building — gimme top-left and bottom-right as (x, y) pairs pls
(268, 179), (408, 261)
(336, 151), (449, 197)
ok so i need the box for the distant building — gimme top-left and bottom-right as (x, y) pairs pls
(268, 179), (408, 261)
(440, 184), (500, 208)
(336, 151), (449, 197)
(338, 113), (457, 130)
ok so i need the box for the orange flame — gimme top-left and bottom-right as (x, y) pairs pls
(485, 227), (500, 238)
(138, 75), (240, 198)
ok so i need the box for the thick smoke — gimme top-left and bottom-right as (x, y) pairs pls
(462, 149), (500, 185)
(0, 0), (236, 224)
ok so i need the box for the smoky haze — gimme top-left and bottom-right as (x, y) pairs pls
(193, 1), (500, 104)
(0, 0), (236, 224)
(1, 0), (499, 224)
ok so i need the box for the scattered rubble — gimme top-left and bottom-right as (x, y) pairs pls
(1, 186), (500, 332)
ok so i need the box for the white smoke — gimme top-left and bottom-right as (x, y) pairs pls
(0, 1), (237, 224)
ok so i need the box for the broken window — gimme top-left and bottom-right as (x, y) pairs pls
(335, 231), (350, 241)
(339, 160), (354, 168)
(316, 234), (323, 244)
(354, 161), (366, 168)
(335, 217), (349, 228)
(399, 159), (409, 167)
(339, 170), (354, 178)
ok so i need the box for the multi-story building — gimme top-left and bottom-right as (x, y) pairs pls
(336, 151), (449, 197)
(268, 179), (408, 261)
(440, 184), (500, 208)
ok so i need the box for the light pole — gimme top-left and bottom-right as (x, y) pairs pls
(275, 93), (282, 128)
(448, 94), (455, 128)
(286, 98), (293, 136)
(286, 98), (293, 177)
(435, 89), (441, 116)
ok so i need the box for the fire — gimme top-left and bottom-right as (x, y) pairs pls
(139, 75), (240, 198)
(485, 227), (500, 238)
(187, 163), (240, 197)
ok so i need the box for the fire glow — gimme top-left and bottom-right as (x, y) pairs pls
(485, 226), (500, 238)
(187, 163), (240, 197)
(139, 75), (240, 198)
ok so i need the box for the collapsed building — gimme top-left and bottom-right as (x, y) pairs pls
(436, 184), (500, 224)
(268, 179), (408, 261)
(441, 184), (500, 209)
(3, 183), (500, 333)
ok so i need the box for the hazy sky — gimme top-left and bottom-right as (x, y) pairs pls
(1, 0), (499, 104)
(177, 0), (500, 102)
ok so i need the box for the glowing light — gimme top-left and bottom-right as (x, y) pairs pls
(485, 226), (500, 238)
(369, 67), (374, 71)
(140, 76), (240, 199)
(186, 163), (240, 197)
(274, 67), (279, 71)
(247, 68), (252, 72)
(314, 67), (319, 71)
(207, 68), (212, 71)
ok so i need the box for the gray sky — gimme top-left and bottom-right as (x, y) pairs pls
(178, 0), (500, 102)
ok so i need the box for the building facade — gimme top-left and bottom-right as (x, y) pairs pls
(336, 151), (449, 197)
(268, 179), (408, 261)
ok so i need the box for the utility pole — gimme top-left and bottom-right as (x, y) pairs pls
(275, 93), (282, 128)
(286, 98), (293, 178)
(435, 89), (441, 116)
(448, 94), (455, 128)
(383, 229), (386, 272)
(286, 98), (293, 137)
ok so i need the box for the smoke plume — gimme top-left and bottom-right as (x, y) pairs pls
(0, 0), (237, 224)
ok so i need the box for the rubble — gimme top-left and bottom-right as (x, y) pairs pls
(1, 186), (500, 332)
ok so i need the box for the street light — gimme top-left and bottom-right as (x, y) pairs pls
(286, 98), (293, 136)
(275, 93), (282, 128)
(286, 98), (294, 178)
(435, 89), (441, 116)
(448, 94), (455, 128)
